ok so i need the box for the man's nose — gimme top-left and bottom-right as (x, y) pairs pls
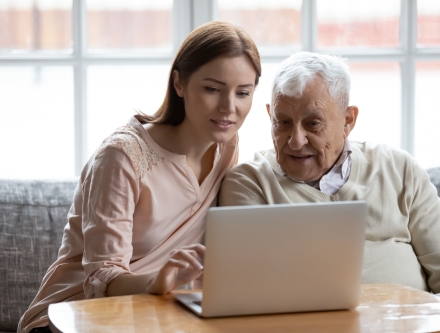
(219, 93), (235, 114)
(288, 126), (308, 150)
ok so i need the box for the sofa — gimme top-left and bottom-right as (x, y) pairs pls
(0, 179), (78, 333)
(1, 168), (440, 333)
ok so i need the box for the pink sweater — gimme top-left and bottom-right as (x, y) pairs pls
(18, 116), (238, 333)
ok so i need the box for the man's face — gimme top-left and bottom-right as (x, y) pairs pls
(268, 77), (358, 182)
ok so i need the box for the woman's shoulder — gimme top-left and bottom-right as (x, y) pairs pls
(95, 124), (164, 180)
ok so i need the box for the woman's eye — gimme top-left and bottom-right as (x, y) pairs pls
(205, 87), (219, 92)
(237, 91), (250, 97)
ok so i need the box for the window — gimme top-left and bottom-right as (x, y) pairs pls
(1, 0), (439, 179)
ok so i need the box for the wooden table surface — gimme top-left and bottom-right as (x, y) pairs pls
(48, 284), (440, 333)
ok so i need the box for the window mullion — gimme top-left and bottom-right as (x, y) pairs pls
(400, 0), (417, 155)
(192, 0), (215, 30)
(302, 0), (316, 52)
(73, 0), (88, 175)
(173, 0), (214, 52)
(173, 0), (192, 53)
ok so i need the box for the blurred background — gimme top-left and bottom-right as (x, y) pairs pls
(0, 0), (439, 179)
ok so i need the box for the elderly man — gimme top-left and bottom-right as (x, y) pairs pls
(219, 52), (440, 294)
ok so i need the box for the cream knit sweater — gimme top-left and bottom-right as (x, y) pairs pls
(219, 141), (440, 293)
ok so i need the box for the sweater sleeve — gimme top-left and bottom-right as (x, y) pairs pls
(407, 158), (440, 294)
(82, 146), (140, 298)
(219, 162), (268, 206)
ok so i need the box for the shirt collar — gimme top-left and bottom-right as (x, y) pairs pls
(334, 139), (352, 168)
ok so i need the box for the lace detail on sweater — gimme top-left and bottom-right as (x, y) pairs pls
(95, 125), (163, 179)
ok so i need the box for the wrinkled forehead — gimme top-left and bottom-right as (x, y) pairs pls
(272, 94), (327, 117)
(272, 75), (323, 100)
(272, 77), (332, 107)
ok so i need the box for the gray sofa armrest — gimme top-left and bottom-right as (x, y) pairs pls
(0, 179), (77, 332)
(427, 167), (440, 196)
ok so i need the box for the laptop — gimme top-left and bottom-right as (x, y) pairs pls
(174, 201), (367, 317)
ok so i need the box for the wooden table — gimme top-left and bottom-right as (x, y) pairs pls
(48, 284), (440, 333)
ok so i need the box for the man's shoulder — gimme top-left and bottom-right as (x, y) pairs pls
(350, 141), (413, 162)
(349, 141), (425, 182)
(219, 149), (282, 206)
(228, 148), (277, 177)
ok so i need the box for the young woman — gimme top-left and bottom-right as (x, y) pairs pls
(19, 21), (261, 333)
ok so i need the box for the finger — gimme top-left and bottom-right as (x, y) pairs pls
(170, 247), (201, 258)
(170, 250), (204, 271)
(182, 243), (205, 251)
(165, 258), (190, 270)
(173, 250), (203, 270)
(181, 249), (203, 264)
(180, 244), (205, 258)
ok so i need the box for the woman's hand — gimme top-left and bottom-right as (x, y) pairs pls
(151, 244), (205, 294)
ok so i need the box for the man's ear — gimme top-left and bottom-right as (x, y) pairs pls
(266, 103), (271, 118)
(344, 105), (359, 138)
(173, 69), (184, 97)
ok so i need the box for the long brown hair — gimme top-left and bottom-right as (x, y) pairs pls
(137, 21), (261, 125)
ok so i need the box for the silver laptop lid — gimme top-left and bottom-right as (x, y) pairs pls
(200, 201), (367, 317)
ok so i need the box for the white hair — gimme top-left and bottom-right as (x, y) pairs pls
(272, 52), (351, 110)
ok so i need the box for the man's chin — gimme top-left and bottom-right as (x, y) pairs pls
(283, 168), (321, 183)
(278, 160), (312, 179)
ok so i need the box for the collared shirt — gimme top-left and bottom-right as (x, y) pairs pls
(285, 139), (352, 195)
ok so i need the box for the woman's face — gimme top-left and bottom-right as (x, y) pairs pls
(173, 55), (257, 144)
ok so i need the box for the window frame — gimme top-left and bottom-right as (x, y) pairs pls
(216, 0), (440, 164)
(0, 0), (438, 176)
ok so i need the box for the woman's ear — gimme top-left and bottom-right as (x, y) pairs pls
(344, 105), (359, 138)
(173, 70), (184, 97)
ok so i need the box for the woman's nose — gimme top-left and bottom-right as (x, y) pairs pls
(219, 93), (235, 114)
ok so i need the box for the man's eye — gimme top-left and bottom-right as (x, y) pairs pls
(273, 120), (291, 130)
(308, 121), (321, 128)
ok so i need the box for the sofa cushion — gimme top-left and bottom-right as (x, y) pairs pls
(0, 179), (77, 332)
